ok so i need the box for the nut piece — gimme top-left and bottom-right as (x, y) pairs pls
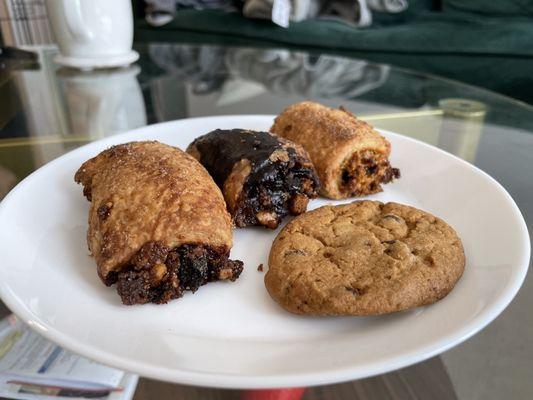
(289, 193), (309, 215)
(152, 263), (168, 282)
(218, 268), (234, 280)
(256, 211), (279, 229)
(269, 149), (290, 163)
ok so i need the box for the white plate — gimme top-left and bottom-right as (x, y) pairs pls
(0, 116), (529, 389)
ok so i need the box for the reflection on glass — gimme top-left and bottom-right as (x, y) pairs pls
(148, 44), (390, 99)
(148, 45), (227, 95)
(146, 44), (392, 122)
(0, 165), (17, 200)
(224, 48), (390, 99)
(57, 66), (147, 139)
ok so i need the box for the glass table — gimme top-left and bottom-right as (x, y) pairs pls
(0, 43), (532, 400)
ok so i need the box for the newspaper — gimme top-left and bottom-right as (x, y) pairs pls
(0, 315), (138, 400)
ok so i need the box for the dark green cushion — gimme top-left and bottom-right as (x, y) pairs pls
(395, 0), (435, 14)
(443, 0), (533, 16)
(136, 10), (533, 57)
(373, 0), (435, 24)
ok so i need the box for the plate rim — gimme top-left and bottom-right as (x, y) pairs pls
(0, 115), (530, 388)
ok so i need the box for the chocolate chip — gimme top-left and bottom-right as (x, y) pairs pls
(285, 248), (307, 256)
(178, 246), (208, 292)
(345, 286), (366, 296)
(382, 214), (401, 222)
(424, 255), (435, 266)
(345, 286), (360, 295)
(393, 168), (401, 178)
(365, 165), (377, 176)
(382, 167), (401, 183)
(97, 202), (113, 221)
(342, 169), (351, 183)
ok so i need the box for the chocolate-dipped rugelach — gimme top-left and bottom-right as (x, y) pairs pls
(75, 141), (243, 305)
(271, 101), (400, 199)
(187, 129), (319, 229)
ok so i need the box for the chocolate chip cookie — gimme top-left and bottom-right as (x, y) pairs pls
(265, 201), (465, 315)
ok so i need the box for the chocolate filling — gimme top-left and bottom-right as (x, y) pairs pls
(190, 129), (319, 229)
(340, 150), (400, 196)
(111, 242), (243, 305)
(232, 152), (318, 228)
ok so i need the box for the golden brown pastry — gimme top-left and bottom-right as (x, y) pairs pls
(75, 141), (243, 305)
(187, 129), (319, 229)
(271, 101), (400, 199)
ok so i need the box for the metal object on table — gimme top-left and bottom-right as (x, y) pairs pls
(439, 98), (487, 119)
(438, 98), (487, 163)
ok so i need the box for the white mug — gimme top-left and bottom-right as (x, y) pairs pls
(46, 0), (137, 66)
